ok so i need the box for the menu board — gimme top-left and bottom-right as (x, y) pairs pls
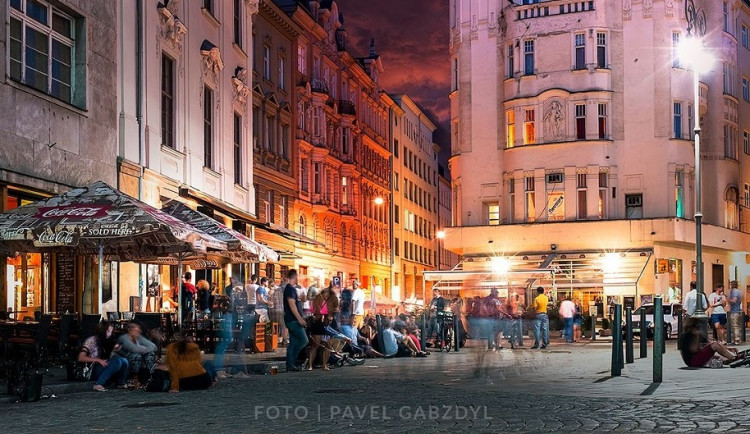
(55, 254), (76, 313)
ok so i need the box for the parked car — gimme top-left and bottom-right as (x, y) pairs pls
(627, 303), (683, 339)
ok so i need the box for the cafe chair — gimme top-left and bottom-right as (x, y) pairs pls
(8, 314), (53, 370)
(53, 314), (76, 365)
(106, 312), (119, 322)
(77, 314), (101, 345)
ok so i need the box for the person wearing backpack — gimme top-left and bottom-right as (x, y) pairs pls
(339, 285), (356, 341)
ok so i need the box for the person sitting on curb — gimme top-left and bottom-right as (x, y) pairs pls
(166, 335), (217, 393)
(380, 319), (425, 357)
(679, 317), (739, 368)
(78, 321), (129, 392)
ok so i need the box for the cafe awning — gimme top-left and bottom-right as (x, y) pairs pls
(258, 222), (325, 247)
(162, 201), (280, 263)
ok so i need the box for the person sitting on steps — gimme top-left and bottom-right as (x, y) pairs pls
(679, 317), (740, 368)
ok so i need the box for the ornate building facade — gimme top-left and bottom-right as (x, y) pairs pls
(446, 0), (750, 308)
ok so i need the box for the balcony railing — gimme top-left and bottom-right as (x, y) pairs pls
(311, 78), (329, 95)
(339, 99), (356, 116)
(341, 204), (357, 217)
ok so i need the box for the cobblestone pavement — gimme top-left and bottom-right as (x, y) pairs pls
(2, 342), (749, 433)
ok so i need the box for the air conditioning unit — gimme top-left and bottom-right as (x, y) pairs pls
(546, 173), (564, 184)
(626, 195), (643, 207)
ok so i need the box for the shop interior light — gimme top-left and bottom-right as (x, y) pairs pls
(601, 253), (621, 274)
(492, 257), (511, 275)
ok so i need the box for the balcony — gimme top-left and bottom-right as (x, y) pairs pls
(339, 99), (356, 117)
(311, 78), (329, 95)
(340, 204), (357, 220)
(312, 194), (331, 212)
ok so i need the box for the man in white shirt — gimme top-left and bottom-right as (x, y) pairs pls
(351, 280), (366, 329)
(684, 281), (708, 316)
(245, 275), (259, 314)
(559, 296), (576, 343)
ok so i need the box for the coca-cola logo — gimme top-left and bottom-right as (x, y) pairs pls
(35, 205), (111, 219)
(34, 230), (77, 246)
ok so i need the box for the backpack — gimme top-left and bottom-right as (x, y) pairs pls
(340, 289), (353, 315)
(145, 369), (171, 392)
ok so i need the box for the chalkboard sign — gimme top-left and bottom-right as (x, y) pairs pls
(55, 254), (76, 313)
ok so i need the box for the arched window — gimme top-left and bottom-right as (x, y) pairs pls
(725, 187), (739, 230)
(298, 215), (307, 236)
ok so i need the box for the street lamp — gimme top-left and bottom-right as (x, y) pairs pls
(373, 196), (384, 206)
(679, 10), (712, 319)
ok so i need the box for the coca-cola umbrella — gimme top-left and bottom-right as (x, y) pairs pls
(161, 201), (280, 263)
(0, 181), (227, 316)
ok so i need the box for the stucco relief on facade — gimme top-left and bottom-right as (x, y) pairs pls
(232, 67), (251, 105)
(643, 0), (653, 18)
(158, 0), (187, 51)
(623, 0), (632, 20)
(244, 0), (260, 15)
(544, 98), (566, 141)
(664, 0), (674, 17)
(200, 40), (224, 76)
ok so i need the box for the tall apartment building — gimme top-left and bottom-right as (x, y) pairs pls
(277, 0), (394, 296)
(1, 0), (119, 316)
(391, 94), (439, 302)
(446, 0), (750, 308)
(117, 0), (261, 304)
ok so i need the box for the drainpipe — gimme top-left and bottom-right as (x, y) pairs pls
(136, 0), (145, 302)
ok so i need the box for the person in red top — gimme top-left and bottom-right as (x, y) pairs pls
(181, 272), (197, 322)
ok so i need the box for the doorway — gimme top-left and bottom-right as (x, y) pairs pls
(712, 264), (724, 290)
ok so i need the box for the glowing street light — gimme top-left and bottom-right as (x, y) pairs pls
(373, 196), (384, 206)
(492, 257), (511, 275)
(436, 230), (446, 239)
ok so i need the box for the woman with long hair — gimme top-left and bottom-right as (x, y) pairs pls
(307, 282), (339, 371)
(165, 335), (216, 393)
(78, 321), (129, 392)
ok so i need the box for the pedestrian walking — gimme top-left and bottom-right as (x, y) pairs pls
(559, 296), (575, 343)
(283, 269), (308, 372)
(573, 299), (583, 342)
(532, 287), (549, 349)
(708, 284), (728, 344)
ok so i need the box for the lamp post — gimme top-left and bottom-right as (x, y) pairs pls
(681, 0), (710, 321)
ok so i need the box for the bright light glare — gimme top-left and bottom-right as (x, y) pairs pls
(678, 37), (714, 74)
(492, 257), (511, 275)
(436, 230), (446, 239)
(602, 253), (620, 274)
(373, 197), (384, 205)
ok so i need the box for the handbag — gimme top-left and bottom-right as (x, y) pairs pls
(145, 369), (171, 392)
(66, 361), (93, 382)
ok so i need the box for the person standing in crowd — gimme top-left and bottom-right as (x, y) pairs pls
(78, 321), (129, 392)
(181, 272), (196, 323)
(166, 335), (216, 393)
(709, 284), (728, 344)
(425, 289), (446, 348)
(305, 282), (319, 318)
(573, 299), (583, 343)
(339, 283), (356, 341)
(224, 276), (240, 297)
(532, 287), (549, 349)
(684, 281), (708, 316)
(116, 322), (158, 383)
(503, 294), (522, 349)
(283, 269), (308, 372)
(352, 280), (366, 329)
(728, 280), (742, 345)
(245, 275), (259, 314)
(196, 279), (211, 316)
(256, 277), (270, 323)
(269, 280), (287, 346)
(559, 295), (576, 344)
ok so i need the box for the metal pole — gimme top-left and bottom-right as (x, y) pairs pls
(743, 310), (747, 342)
(453, 313), (460, 352)
(420, 313), (426, 352)
(677, 312), (683, 350)
(591, 314), (596, 341)
(625, 306), (634, 364)
(653, 296), (664, 383)
(692, 62), (708, 329)
(97, 244), (104, 315)
(177, 256), (183, 330)
(611, 304), (622, 377)
(640, 308), (648, 358)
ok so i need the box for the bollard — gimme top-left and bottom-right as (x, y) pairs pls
(625, 306), (634, 364)
(677, 313), (683, 350)
(653, 296), (664, 383)
(743, 311), (747, 343)
(419, 313), (426, 352)
(640, 308), (648, 358)
(519, 319), (524, 346)
(591, 315), (597, 341)
(727, 313), (733, 345)
(453, 314), (460, 352)
(611, 304), (622, 377)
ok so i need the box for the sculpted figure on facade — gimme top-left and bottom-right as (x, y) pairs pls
(244, 0), (260, 15)
(643, 0), (653, 18)
(544, 99), (566, 141)
(158, 0), (187, 50)
(664, 0), (674, 17)
(623, 0), (632, 21)
(200, 40), (224, 77)
(232, 67), (250, 105)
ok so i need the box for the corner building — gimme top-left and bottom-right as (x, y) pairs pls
(447, 0), (750, 309)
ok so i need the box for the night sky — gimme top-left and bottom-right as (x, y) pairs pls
(335, 0), (452, 168)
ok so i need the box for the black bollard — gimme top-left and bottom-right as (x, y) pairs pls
(625, 307), (634, 364)
(677, 313), (683, 350)
(453, 314), (460, 352)
(743, 311), (747, 343)
(591, 315), (597, 341)
(611, 304), (622, 377)
(653, 297), (663, 383)
(420, 313), (426, 352)
(640, 308), (648, 358)
(727, 313), (733, 345)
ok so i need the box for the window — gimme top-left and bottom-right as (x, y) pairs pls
(523, 40), (535, 75)
(675, 171), (684, 218)
(506, 110), (515, 148)
(744, 184), (750, 208)
(313, 162), (321, 194)
(744, 131), (750, 155)
(394, 238), (399, 257)
(9, 0), (79, 105)
(342, 128), (350, 155)
(265, 190), (274, 223)
(281, 123), (289, 159)
(625, 194), (643, 219)
(278, 56), (285, 90)
(297, 43), (307, 75)
(743, 78), (749, 102)
(574, 33), (586, 70)
(279, 196), (288, 227)
(298, 215), (307, 236)
(577, 174), (587, 220)
(723, 2), (729, 33)
(523, 109), (535, 145)
(673, 102), (682, 139)
(688, 103), (694, 140)
(341, 176), (348, 206)
(508, 179), (515, 224)
(161, 53), (175, 149)
(394, 205), (399, 223)
(726, 187), (739, 230)
(452, 58), (459, 90)
(263, 45), (271, 80)
(233, 0), (241, 46)
(394, 139), (399, 158)
(233, 114), (242, 184)
(525, 176), (536, 222)
(598, 173), (608, 219)
(507, 44), (514, 78)
(672, 32), (681, 68)
(598, 103), (607, 139)
(743, 25), (749, 49)
(725, 125), (738, 160)
(575, 104), (586, 140)
(301, 158), (309, 192)
(202, 0), (213, 14)
(203, 86), (214, 169)
(596, 32), (607, 68)
(394, 172), (399, 191)
(724, 63), (736, 96)
(486, 202), (500, 225)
